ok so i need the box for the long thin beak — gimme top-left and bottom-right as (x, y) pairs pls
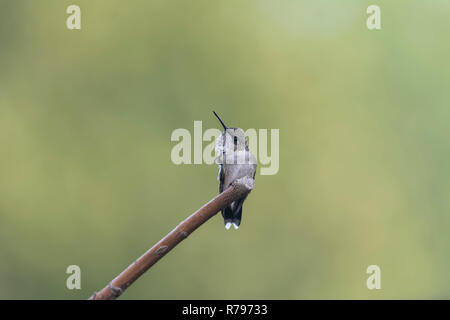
(213, 111), (228, 130)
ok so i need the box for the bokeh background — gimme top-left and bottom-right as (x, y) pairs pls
(1, 0), (450, 299)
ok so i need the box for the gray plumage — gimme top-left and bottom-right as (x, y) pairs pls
(213, 112), (257, 230)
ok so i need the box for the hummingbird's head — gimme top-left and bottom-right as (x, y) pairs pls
(224, 127), (248, 151)
(213, 111), (249, 152)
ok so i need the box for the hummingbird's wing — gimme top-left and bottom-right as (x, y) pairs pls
(218, 164), (234, 224)
(218, 164), (225, 193)
(231, 196), (246, 227)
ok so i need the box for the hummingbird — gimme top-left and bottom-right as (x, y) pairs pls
(213, 111), (257, 230)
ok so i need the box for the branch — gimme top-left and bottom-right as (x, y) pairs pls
(88, 176), (254, 300)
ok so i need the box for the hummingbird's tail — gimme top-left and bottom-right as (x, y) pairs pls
(222, 206), (234, 230)
(232, 203), (243, 230)
(224, 221), (232, 230)
(222, 198), (244, 230)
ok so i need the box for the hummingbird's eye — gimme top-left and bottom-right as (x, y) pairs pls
(233, 136), (238, 145)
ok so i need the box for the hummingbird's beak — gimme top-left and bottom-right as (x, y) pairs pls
(213, 111), (228, 130)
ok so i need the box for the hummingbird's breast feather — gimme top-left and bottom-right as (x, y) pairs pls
(222, 150), (257, 188)
(215, 131), (256, 188)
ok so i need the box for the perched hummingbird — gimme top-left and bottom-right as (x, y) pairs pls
(213, 111), (257, 230)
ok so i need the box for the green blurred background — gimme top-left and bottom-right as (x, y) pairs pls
(1, 0), (450, 299)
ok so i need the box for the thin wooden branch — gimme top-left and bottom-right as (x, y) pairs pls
(88, 176), (254, 300)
